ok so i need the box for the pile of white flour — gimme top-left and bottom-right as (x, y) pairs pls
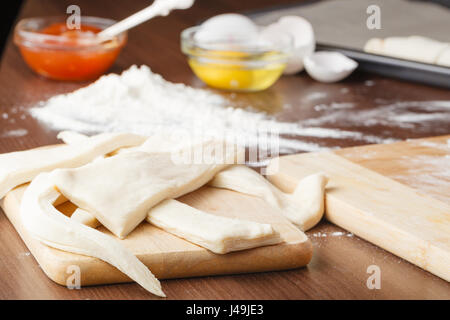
(30, 65), (341, 158)
(31, 65), (449, 164)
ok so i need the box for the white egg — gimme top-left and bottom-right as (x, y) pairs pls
(304, 51), (358, 83)
(260, 16), (315, 74)
(194, 13), (259, 44)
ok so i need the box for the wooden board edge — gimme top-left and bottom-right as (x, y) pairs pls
(1, 186), (313, 287)
(28, 239), (313, 287)
(325, 193), (450, 282)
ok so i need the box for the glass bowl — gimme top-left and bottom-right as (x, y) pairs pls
(14, 16), (127, 81)
(181, 26), (293, 92)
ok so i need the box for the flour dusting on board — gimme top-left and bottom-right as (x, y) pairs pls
(391, 139), (450, 204)
(30, 65), (450, 165)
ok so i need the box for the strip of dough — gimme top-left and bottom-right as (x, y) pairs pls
(436, 47), (450, 67)
(71, 208), (101, 228)
(0, 132), (146, 199)
(57, 131), (143, 157)
(283, 173), (329, 231)
(57, 131), (240, 161)
(209, 165), (328, 231)
(146, 199), (282, 254)
(20, 173), (165, 297)
(51, 141), (240, 239)
(210, 165), (282, 208)
(65, 199), (281, 254)
(56, 131), (92, 145)
(364, 36), (450, 66)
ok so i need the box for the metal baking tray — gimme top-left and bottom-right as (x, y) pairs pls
(248, 0), (450, 88)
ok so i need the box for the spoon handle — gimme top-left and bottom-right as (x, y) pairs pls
(98, 0), (194, 39)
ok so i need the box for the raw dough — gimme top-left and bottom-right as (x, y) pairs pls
(65, 199), (281, 254)
(146, 199), (282, 254)
(364, 36), (450, 66)
(436, 47), (450, 67)
(20, 173), (165, 297)
(0, 132), (145, 199)
(210, 165), (282, 207)
(284, 172), (329, 231)
(209, 165), (328, 231)
(56, 131), (91, 145)
(57, 131), (223, 157)
(57, 131), (137, 157)
(71, 208), (101, 228)
(50, 141), (239, 238)
(64, 198), (280, 254)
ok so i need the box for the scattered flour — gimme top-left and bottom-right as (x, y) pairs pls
(29, 65), (449, 165)
(29, 66), (393, 157)
(304, 100), (450, 130)
(17, 252), (31, 259)
(391, 154), (450, 204)
(313, 102), (355, 111)
(389, 112), (449, 123)
(303, 91), (327, 102)
(0, 128), (28, 138)
(408, 139), (450, 151)
(311, 231), (353, 238)
(31, 65), (332, 156)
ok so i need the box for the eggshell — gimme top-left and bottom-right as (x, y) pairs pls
(258, 23), (292, 49)
(304, 51), (358, 83)
(261, 16), (315, 74)
(278, 16), (314, 47)
(194, 13), (259, 44)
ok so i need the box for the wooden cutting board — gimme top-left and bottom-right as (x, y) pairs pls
(268, 134), (450, 282)
(0, 179), (312, 287)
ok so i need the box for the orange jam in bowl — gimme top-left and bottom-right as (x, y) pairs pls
(14, 17), (127, 81)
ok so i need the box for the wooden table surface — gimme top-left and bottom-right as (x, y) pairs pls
(0, 0), (449, 300)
